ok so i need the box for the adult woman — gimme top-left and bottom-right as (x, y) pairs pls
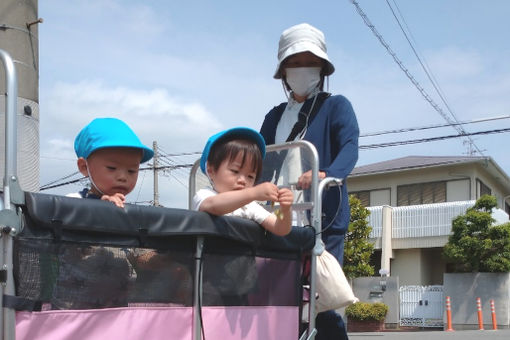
(260, 23), (359, 340)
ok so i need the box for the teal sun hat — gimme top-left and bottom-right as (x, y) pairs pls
(200, 127), (266, 174)
(74, 117), (154, 163)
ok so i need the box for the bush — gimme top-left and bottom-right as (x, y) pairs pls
(443, 194), (510, 272)
(345, 302), (388, 321)
(344, 195), (375, 279)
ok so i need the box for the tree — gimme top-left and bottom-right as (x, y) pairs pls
(343, 195), (375, 279)
(443, 194), (510, 272)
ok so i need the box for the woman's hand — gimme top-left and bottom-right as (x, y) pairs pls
(297, 170), (326, 190)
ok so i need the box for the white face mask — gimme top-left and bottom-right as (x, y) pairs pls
(285, 67), (321, 97)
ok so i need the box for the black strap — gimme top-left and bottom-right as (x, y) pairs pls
(285, 92), (331, 142)
(3, 294), (42, 311)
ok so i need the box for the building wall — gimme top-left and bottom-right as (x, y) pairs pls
(390, 248), (446, 286)
(422, 248), (446, 285)
(351, 276), (400, 325)
(370, 188), (390, 206)
(391, 249), (422, 285)
(444, 273), (510, 328)
(446, 179), (470, 201)
(349, 163), (509, 211)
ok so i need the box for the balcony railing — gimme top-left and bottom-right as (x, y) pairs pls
(368, 201), (479, 239)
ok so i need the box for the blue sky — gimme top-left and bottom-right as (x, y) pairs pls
(38, 0), (510, 208)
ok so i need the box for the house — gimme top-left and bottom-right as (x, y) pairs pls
(347, 156), (510, 286)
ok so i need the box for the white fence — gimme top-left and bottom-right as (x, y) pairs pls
(399, 285), (444, 328)
(391, 201), (476, 238)
(368, 201), (477, 239)
(367, 206), (383, 238)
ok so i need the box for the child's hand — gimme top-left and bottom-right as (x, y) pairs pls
(101, 193), (126, 208)
(277, 187), (294, 209)
(252, 182), (279, 202)
(272, 188), (293, 220)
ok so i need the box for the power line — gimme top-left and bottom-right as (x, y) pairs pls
(350, 0), (483, 155)
(361, 114), (510, 137)
(39, 171), (80, 188)
(40, 176), (83, 190)
(39, 163), (195, 191)
(360, 127), (510, 150)
(386, 0), (455, 116)
(40, 126), (508, 191)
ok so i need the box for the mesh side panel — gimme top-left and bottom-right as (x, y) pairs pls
(202, 254), (301, 307)
(14, 239), (194, 310)
(15, 240), (59, 302)
(51, 245), (131, 310)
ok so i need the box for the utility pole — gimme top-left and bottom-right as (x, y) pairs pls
(0, 2), (40, 339)
(153, 141), (159, 206)
(0, 0), (41, 192)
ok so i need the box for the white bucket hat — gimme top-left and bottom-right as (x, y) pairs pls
(274, 23), (335, 79)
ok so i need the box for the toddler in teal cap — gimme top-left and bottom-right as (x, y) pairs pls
(193, 127), (293, 236)
(68, 117), (153, 207)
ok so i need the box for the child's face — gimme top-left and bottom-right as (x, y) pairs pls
(79, 147), (142, 196)
(207, 152), (257, 193)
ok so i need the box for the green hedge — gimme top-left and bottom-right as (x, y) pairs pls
(345, 302), (388, 321)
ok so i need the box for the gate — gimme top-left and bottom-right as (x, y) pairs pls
(399, 285), (444, 327)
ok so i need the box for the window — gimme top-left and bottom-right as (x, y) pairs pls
(477, 179), (491, 198)
(349, 191), (370, 207)
(397, 181), (446, 206)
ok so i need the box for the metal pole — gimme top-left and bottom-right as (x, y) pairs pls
(152, 141), (159, 206)
(193, 237), (204, 340)
(0, 48), (18, 340)
(264, 140), (321, 339)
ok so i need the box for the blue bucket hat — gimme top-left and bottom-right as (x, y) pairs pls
(74, 117), (154, 163)
(200, 127), (266, 173)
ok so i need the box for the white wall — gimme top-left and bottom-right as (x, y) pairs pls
(446, 179), (470, 202)
(391, 249), (422, 285)
(370, 188), (390, 206)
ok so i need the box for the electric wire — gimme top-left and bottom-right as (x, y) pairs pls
(361, 115), (510, 137)
(360, 127), (510, 150)
(135, 168), (147, 203)
(39, 115), (509, 191)
(386, 0), (477, 150)
(350, 0), (484, 155)
(39, 171), (80, 189)
(386, 0), (456, 116)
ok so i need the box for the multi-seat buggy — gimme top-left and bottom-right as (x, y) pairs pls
(0, 49), (343, 340)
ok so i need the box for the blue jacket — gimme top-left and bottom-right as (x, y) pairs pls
(260, 94), (359, 235)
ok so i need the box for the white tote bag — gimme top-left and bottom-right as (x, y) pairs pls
(315, 249), (358, 313)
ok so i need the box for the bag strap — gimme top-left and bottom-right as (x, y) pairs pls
(285, 92), (331, 142)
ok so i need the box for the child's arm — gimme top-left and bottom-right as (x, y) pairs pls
(199, 182), (279, 216)
(261, 187), (293, 236)
(101, 193), (126, 208)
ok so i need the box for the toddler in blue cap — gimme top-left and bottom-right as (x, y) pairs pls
(193, 127), (293, 236)
(68, 117), (153, 207)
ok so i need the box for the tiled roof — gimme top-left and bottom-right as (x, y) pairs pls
(351, 155), (489, 176)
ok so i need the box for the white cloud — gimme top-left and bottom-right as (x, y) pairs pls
(43, 80), (221, 139)
(39, 80), (223, 206)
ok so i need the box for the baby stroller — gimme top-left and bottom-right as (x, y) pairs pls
(0, 49), (341, 340)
